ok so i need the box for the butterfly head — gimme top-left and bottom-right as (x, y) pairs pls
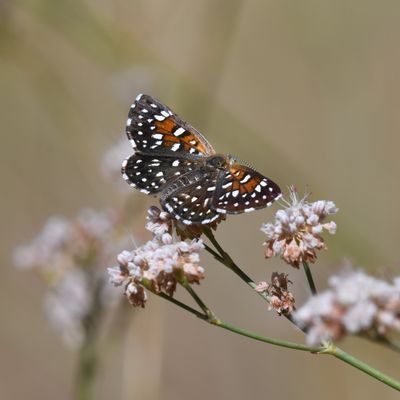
(204, 154), (229, 171)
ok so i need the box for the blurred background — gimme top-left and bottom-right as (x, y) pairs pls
(1, 1), (400, 399)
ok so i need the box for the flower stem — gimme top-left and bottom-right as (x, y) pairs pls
(155, 291), (207, 320)
(76, 335), (98, 400)
(75, 279), (104, 400)
(302, 260), (317, 295)
(153, 290), (320, 352)
(152, 283), (400, 391)
(204, 228), (261, 290)
(204, 228), (298, 326)
(182, 283), (216, 320)
(325, 345), (400, 391)
(203, 229), (400, 391)
(213, 320), (321, 352)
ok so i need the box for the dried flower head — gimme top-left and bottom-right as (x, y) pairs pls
(294, 269), (400, 345)
(256, 272), (295, 315)
(108, 207), (205, 307)
(261, 187), (338, 268)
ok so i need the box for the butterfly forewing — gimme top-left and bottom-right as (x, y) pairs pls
(122, 153), (198, 194)
(126, 94), (215, 157)
(212, 163), (281, 214)
(161, 172), (222, 225)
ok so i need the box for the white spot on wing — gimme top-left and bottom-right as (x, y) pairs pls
(240, 174), (251, 184)
(174, 127), (185, 136)
(171, 143), (180, 151)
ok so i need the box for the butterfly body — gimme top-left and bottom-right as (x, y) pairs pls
(122, 94), (281, 225)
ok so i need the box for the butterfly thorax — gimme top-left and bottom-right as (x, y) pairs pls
(203, 154), (230, 171)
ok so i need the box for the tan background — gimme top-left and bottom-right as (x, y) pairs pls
(1, 1), (399, 399)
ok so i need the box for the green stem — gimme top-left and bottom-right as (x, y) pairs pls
(183, 283), (216, 319)
(76, 336), (98, 400)
(154, 291), (320, 352)
(152, 283), (400, 391)
(302, 260), (317, 295)
(326, 345), (400, 391)
(156, 291), (207, 320)
(213, 320), (321, 352)
(204, 228), (261, 289)
(75, 279), (104, 400)
(204, 228), (298, 326)
(203, 229), (400, 391)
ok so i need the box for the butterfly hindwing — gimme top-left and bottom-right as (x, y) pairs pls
(126, 94), (215, 157)
(161, 172), (222, 225)
(212, 163), (281, 214)
(122, 153), (198, 195)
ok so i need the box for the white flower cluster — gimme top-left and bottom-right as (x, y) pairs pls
(261, 188), (338, 268)
(295, 270), (400, 345)
(108, 207), (205, 307)
(14, 209), (122, 348)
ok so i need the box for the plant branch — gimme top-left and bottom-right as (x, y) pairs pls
(75, 279), (104, 400)
(202, 228), (400, 391)
(152, 289), (321, 353)
(302, 260), (317, 295)
(325, 345), (400, 391)
(203, 228), (298, 326)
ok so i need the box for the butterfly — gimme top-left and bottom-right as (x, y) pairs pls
(122, 94), (281, 225)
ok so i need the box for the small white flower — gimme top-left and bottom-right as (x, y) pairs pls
(261, 187), (338, 268)
(108, 207), (206, 307)
(295, 268), (400, 345)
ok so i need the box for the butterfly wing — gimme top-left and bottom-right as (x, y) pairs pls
(126, 94), (215, 157)
(212, 163), (281, 214)
(122, 153), (198, 195)
(161, 172), (222, 225)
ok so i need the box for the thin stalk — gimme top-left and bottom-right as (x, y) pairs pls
(151, 281), (400, 391)
(302, 260), (317, 295)
(155, 291), (207, 321)
(153, 290), (321, 353)
(204, 228), (259, 288)
(183, 283), (216, 320)
(213, 320), (321, 352)
(326, 345), (400, 391)
(203, 228), (298, 326)
(75, 279), (104, 400)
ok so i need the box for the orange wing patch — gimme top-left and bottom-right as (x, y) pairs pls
(155, 118), (176, 134)
(155, 118), (208, 154)
(229, 166), (260, 194)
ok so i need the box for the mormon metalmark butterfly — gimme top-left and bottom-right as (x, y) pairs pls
(122, 94), (281, 225)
